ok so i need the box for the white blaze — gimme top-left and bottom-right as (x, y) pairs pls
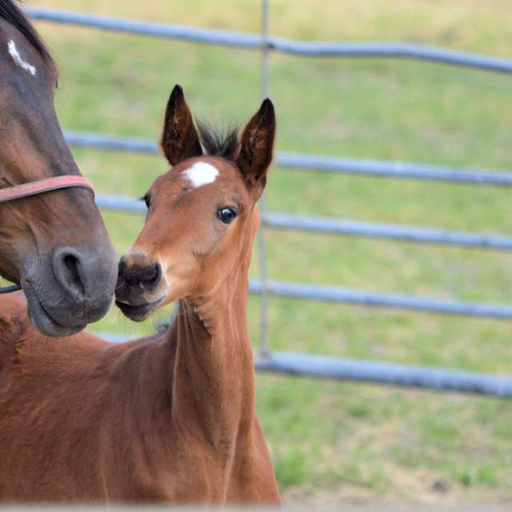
(183, 162), (219, 188)
(8, 40), (37, 76)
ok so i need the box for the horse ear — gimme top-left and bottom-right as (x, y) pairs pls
(235, 98), (276, 200)
(161, 85), (203, 166)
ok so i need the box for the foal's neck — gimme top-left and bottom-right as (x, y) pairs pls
(166, 244), (256, 454)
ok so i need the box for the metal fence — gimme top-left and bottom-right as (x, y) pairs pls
(28, 6), (512, 398)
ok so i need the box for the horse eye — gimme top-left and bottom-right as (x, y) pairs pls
(217, 207), (237, 224)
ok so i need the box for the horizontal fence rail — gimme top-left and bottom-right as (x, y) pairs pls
(249, 281), (512, 321)
(277, 153), (512, 187)
(65, 132), (512, 187)
(256, 353), (512, 397)
(27, 8), (512, 74)
(264, 213), (512, 251)
(99, 333), (512, 398)
(97, 194), (512, 251)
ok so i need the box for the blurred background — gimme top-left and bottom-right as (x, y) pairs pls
(22, 0), (512, 506)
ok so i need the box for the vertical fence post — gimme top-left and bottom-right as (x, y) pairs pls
(256, 0), (271, 359)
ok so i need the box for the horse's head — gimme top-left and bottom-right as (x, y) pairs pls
(0, 1), (117, 336)
(116, 85), (275, 321)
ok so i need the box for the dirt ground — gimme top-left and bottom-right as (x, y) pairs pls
(281, 484), (512, 510)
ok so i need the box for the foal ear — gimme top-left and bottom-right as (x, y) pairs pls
(235, 99), (276, 199)
(161, 85), (203, 166)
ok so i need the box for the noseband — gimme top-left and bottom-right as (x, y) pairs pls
(0, 176), (95, 294)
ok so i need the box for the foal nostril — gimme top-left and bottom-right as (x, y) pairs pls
(121, 262), (162, 291)
(138, 263), (161, 289)
(53, 248), (86, 298)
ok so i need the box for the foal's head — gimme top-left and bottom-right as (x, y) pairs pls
(116, 85), (275, 321)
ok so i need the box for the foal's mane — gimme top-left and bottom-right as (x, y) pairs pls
(0, 0), (54, 64)
(197, 120), (240, 161)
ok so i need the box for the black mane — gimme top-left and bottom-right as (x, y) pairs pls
(197, 120), (240, 161)
(0, 0), (53, 63)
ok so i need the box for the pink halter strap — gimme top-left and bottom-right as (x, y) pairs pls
(0, 176), (95, 204)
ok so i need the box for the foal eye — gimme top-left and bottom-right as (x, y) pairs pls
(141, 195), (151, 208)
(217, 207), (237, 224)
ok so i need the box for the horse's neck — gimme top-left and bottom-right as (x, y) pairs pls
(165, 268), (255, 453)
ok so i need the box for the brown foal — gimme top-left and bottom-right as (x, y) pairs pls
(0, 85), (280, 505)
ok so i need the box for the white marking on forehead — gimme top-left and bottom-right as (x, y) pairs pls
(7, 40), (37, 76)
(183, 162), (219, 188)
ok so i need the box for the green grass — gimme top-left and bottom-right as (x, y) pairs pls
(20, 0), (512, 504)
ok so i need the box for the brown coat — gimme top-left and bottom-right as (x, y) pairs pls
(0, 291), (279, 504)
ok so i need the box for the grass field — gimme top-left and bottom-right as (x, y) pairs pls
(17, 0), (512, 505)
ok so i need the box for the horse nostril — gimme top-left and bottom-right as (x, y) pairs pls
(54, 249), (86, 298)
(63, 254), (80, 287)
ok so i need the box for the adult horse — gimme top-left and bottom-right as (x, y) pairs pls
(0, 0), (117, 336)
(0, 85), (280, 505)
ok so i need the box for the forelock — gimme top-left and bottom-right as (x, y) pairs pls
(196, 120), (240, 161)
